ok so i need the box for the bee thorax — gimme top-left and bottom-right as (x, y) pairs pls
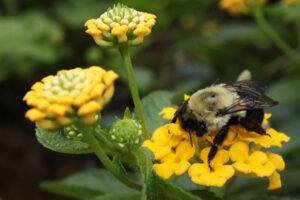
(205, 113), (231, 131)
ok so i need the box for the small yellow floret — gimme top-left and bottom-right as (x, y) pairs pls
(78, 101), (101, 116)
(25, 109), (46, 121)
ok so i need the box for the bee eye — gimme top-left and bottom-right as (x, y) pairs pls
(211, 94), (216, 98)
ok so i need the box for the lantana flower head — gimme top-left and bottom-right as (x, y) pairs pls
(219, 0), (267, 15)
(85, 3), (156, 47)
(23, 66), (118, 129)
(143, 101), (289, 190)
(283, 0), (300, 4)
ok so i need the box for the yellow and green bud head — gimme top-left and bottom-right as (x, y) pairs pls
(23, 66), (118, 130)
(109, 118), (143, 150)
(219, 0), (267, 15)
(85, 3), (156, 47)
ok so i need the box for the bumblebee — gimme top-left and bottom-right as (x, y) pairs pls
(171, 80), (278, 168)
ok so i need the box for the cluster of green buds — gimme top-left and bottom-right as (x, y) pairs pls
(109, 118), (143, 150)
(64, 125), (83, 141)
(85, 3), (156, 47)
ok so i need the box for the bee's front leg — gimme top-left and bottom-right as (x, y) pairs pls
(208, 125), (229, 170)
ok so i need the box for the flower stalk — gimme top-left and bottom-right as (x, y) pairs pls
(119, 44), (150, 139)
(78, 123), (142, 190)
(253, 7), (300, 66)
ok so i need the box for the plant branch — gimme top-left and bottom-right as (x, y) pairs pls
(119, 45), (150, 139)
(253, 7), (300, 66)
(78, 124), (142, 190)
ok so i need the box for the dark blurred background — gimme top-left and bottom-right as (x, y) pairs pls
(1, 0), (300, 199)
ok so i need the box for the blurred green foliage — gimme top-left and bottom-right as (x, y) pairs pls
(2, 0), (300, 199)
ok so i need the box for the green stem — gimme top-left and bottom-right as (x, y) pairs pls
(119, 45), (150, 139)
(253, 7), (300, 66)
(78, 124), (142, 190)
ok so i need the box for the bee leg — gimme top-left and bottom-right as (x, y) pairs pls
(171, 111), (178, 123)
(208, 125), (229, 170)
(240, 109), (269, 136)
(189, 132), (193, 147)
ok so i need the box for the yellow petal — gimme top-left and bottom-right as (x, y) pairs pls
(88, 66), (106, 78)
(229, 141), (249, 162)
(41, 75), (53, 84)
(111, 25), (128, 36)
(90, 84), (106, 98)
(200, 147), (230, 169)
(153, 162), (175, 179)
(189, 163), (234, 187)
(176, 140), (195, 160)
(169, 123), (188, 137)
(78, 101), (101, 116)
(103, 70), (119, 86)
(36, 99), (50, 110)
(159, 107), (176, 120)
(73, 93), (90, 106)
(248, 151), (276, 177)
(31, 82), (44, 90)
(174, 161), (191, 176)
(133, 26), (150, 36)
(25, 109), (46, 122)
(232, 162), (252, 174)
(188, 163), (209, 177)
(47, 104), (68, 116)
(184, 94), (190, 101)
(102, 85), (115, 104)
(263, 113), (272, 125)
(240, 128), (290, 148)
(55, 96), (73, 105)
(267, 153), (285, 171)
(268, 171), (282, 190)
(142, 140), (171, 160)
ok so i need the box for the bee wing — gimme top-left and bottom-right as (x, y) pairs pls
(219, 81), (278, 115)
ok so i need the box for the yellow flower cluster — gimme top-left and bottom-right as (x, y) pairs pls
(85, 3), (156, 47)
(219, 0), (267, 15)
(23, 66), (118, 129)
(143, 107), (289, 190)
(283, 0), (300, 4)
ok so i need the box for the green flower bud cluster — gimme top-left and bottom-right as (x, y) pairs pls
(109, 118), (143, 149)
(64, 125), (83, 141)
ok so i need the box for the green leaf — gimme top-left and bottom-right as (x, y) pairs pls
(157, 178), (202, 200)
(35, 126), (92, 154)
(141, 91), (175, 133)
(90, 190), (141, 200)
(134, 148), (159, 200)
(134, 148), (203, 200)
(41, 169), (137, 199)
(112, 154), (127, 175)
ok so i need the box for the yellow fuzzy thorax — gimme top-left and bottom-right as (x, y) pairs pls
(23, 66), (118, 129)
(143, 106), (289, 190)
(85, 4), (156, 47)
